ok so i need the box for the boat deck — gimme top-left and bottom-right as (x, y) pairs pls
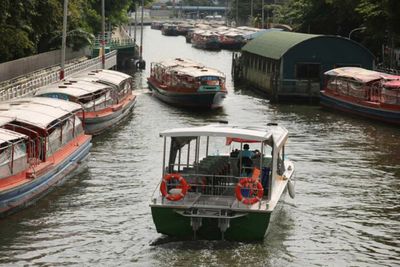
(152, 192), (270, 212)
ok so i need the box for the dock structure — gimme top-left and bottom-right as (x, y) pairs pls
(92, 26), (139, 68)
(233, 31), (375, 102)
(0, 51), (117, 102)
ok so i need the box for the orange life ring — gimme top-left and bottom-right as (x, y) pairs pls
(160, 173), (188, 201)
(235, 178), (264, 205)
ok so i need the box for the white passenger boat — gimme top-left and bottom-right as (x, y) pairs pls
(35, 69), (137, 135)
(150, 124), (295, 241)
(0, 97), (92, 217)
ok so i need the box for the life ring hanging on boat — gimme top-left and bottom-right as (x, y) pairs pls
(235, 178), (264, 205)
(160, 173), (188, 201)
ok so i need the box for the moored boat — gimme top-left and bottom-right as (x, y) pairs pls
(191, 30), (221, 50)
(321, 67), (400, 125)
(161, 23), (178, 36)
(150, 124), (295, 241)
(0, 97), (92, 217)
(148, 58), (227, 109)
(176, 23), (193, 36)
(35, 69), (137, 135)
(151, 21), (164, 30)
(218, 30), (246, 50)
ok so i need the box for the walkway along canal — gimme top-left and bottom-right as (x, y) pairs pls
(0, 26), (399, 266)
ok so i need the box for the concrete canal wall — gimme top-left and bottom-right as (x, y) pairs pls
(0, 48), (90, 82)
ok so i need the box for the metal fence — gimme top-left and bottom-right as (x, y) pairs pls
(0, 51), (117, 102)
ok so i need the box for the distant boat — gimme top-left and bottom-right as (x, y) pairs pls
(176, 23), (193, 36)
(0, 98), (92, 217)
(218, 30), (246, 50)
(321, 67), (400, 125)
(151, 21), (164, 30)
(147, 58), (227, 109)
(35, 69), (137, 135)
(191, 31), (221, 50)
(150, 124), (295, 241)
(161, 23), (178, 36)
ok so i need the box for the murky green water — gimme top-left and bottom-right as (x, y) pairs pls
(0, 26), (399, 266)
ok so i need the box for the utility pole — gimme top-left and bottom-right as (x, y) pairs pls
(101, 0), (105, 69)
(235, 0), (238, 27)
(261, 0), (264, 29)
(250, 0), (253, 25)
(134, 2), (137, 44)
(60, 0), (68, 80)
(225, 0), (228, 26)
(137, 0), (146, 69)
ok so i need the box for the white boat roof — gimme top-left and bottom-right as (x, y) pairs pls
(36, 80), (111, 98)
(156, 58), (225, 78)
(0, 98), (81, 129)
(324, 67), (398, 83)
(173, 66), (225, 78)
(196, 30), (218, 36)
(72, 69), (131, 87)
(160, 124), (288, 147)
(0, 128), (28, 144)
(157, 58), (203, 68)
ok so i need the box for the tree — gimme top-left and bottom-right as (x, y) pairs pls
(276, 0), (400, 62)
(0, 0), (154, 63)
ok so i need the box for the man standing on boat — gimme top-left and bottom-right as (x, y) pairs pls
(238, 144), (255, 176)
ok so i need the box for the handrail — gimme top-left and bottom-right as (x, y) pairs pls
(0, 51), (117, 102)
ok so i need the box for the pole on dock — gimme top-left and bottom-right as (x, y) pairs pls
(60, 0), (68, 80)
(137, 0), (146, 69)
(224, 0), (228, 25)
(250, 0), (253, 25)
(235, 0), (238, 27)
(134, 3), (137, 44)
(101, 0), (106, 69)
(261, 0), (265, 29)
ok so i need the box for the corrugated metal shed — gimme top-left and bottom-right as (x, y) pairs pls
(242, 31), (320, 60)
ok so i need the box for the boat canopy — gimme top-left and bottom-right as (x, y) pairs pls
(0, 128), (28, 145)
(0, 98), (81, 129)
(324, 67), (398, 83)
(36, 80), (111, 98)
(158, 58), (203, 68)
(173, 66), (224, 78)
(72, 69), (132, 88)
(14, 97), (82, 113)
(383, 79), (400, 89)
(160, 124), (288, 148)
(155, 58), (225, 78)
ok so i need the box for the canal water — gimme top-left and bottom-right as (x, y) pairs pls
(0, 26), (399, 266)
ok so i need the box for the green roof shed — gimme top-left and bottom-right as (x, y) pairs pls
(236, 31), (375, 100)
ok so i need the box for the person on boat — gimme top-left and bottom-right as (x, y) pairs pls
(238, 144), (254, 158)
(238, 144), (254, 176)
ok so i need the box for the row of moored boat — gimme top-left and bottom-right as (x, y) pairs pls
(152, 20), (268, 50)
(0, 69), (137, 217)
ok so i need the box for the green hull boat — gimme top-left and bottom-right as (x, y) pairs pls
(150, 124), (295, 241)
